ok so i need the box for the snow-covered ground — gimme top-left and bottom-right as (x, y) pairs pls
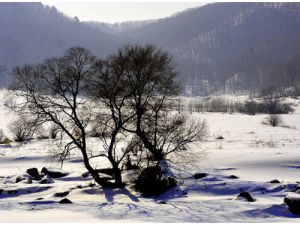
(1, 90), (300, 222)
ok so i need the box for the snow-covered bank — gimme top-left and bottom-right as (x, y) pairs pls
(1, 90), (300, 222)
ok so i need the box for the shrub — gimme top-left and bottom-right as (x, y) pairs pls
(208, 97), (228, 112)
(0, 129), (4, 143)
(88, 124), (102, 138)
(262, 97), (294, 114)
(242, 100), (257, 115)
(9, 116), (36, 142)
(1, 138), (13, 145)
(35, 127), (49, 140)
(238, 97), (294, 115)
(264, 114), (282, 127)
(49, 124), (61, 139)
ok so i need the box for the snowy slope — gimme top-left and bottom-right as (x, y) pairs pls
(0, 90), (300, 222)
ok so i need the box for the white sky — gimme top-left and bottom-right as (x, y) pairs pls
(41, 1), (206, 23)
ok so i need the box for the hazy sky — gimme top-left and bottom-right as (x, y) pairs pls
(42, 2), (205, 23)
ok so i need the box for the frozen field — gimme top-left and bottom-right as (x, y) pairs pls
(0, 90), (300, 222)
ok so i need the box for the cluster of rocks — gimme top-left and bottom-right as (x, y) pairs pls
(194, 171), (300, 215)
(15, 167), (67, 184)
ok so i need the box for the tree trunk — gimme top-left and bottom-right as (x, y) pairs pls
(136, 128), (163, 161)
(80, 147), (107, 187)
(113, 167), (123, 187)
(135, 110), (163, 162)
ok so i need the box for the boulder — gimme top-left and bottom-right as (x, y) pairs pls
(54, 191), (69, 198)
(193, 173), (208, 179)
(59, 198), (72, 204)
(284, 194), (300, 215)
(81, 171), (90, 178)
(270, 179), (280, 183)
(158, 200), (167, 204)
(16, 175), (32, 184)
(41, 167), (67, 178)
(16, 176), (25, 183)
(135, 166), (177, 196)
(237, 192), (255, 202)
(229, 175), (239, 179)
(26, 177), (33, 184)
(40, 175), (54, 184)
(26, 168), (41, 180)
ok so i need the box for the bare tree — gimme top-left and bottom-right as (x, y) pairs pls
(86, 57), (137, 187)
(9, 47), (108, 187)
(140, 112), (208, 162)
(99, 44), (207, 164)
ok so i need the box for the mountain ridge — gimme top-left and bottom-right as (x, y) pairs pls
(1, 2), (300, 94)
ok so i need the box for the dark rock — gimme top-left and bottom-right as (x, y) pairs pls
(193, 173), (208, 179)
(237, 192), (255, 202)
(158, 200), (167, 204)
(59, 198), (72, 204)
(27, 168), (41, 180)
(36, 197), (44, 200)
(270, 179), (281, 184)
(16, 176), (24, 183)
(16, 175), (32, 184)
(88, 183), (95, 187)
(126, 164), (140, 171)
(76, 185), (82, 189)
(40, 175), (54, 184)
(215, 136), (224, 140)
(41, 167), (67, 178)
(229, 175), (239, 179)
(26, 177), (33, 184)
(134, 166), (177, 196)
(54, 191), (69, 198)
(81, 171), (90, 178)
(284, 195), (300, 215)
(0, 189), (3, 194)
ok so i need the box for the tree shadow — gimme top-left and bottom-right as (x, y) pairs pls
(245, 204), (300, 219)
(102, 187), (139, 203)
(0, 185), (52, 199)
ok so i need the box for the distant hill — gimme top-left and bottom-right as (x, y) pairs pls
(84, 20), (155, 34)
(117, 2), (300, 95)
(0, 3), (119, 85)
(1, 2), (300, 94)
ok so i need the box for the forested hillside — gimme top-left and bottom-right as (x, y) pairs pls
(1, 2), (300, 95)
